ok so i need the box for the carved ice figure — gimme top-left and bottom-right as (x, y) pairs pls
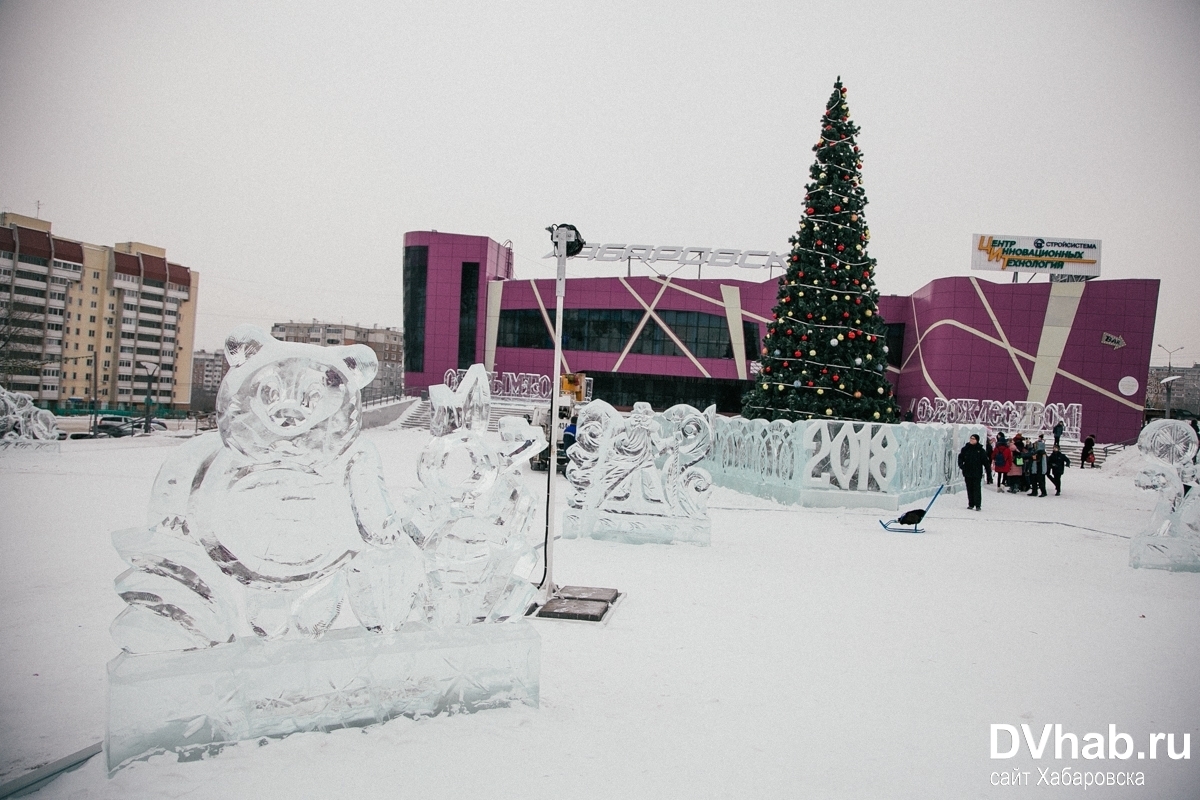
(1130, 419), (1200, 571)
(429, 363), (491, 436)
(0, 386), (61, 444)
(497, 415), (548, 473)
(563, 400), (713, 544)
(111, 328), (536, 652)
(106, 328), (541, 773)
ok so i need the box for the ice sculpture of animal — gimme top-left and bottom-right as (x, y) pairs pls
(428, 363), (491, 436)
(1130, 419), (1200, 571)
(110, 325), (423, 651)
(563, 400), (714, 544)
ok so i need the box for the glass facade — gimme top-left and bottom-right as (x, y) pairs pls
(457, 262), (479, 369)
(403, 246), (428, 373)
(498, 308), (760, 361)
(589, 372), (752, 413)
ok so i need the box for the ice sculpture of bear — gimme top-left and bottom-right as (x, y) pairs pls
(110, 325), (424, 649)
(106, 327), (541, 772)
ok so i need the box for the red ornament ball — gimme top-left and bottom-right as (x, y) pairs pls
(832, 374), (840, 381)
(806, 313), (813, 319)
(855, 298), (862, 305)
(843, 312), (850, 318)
(863, 271), (870, 278)
(848, 332), (856, 339)
(807, 381), (814, 387)
(806, 208), (815, 215)
(783, 361), (789, 368)
(801, 335), (808, 341)
(833, 205), (841, 212)
(786, 329), (793, 335)
(836, 244), (845, 252)
(794, 350), (801, 357)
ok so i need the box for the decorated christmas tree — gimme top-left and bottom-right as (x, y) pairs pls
(741, 77), (897, 423)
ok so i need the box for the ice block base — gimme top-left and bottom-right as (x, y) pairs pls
(562, 509), (710, 546)
(106, 621), (540, 773)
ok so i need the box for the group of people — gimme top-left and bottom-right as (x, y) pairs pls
(957, 422), (1084, 511)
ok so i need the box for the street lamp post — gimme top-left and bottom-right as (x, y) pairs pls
(1161, 375), (1181, 420)
(140, 360), (159, 433)
(1157, 345), (1184, 420)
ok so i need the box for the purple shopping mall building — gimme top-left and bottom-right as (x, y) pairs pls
(403, 231), (1158, 443)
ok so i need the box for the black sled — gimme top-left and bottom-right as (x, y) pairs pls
(879, 484), (944, 533)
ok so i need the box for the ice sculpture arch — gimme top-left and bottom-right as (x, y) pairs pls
(106, 328), (541, 773)
(1129, 419), (1200, 571)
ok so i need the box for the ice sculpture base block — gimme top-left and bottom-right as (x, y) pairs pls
(561, 509), (711, 546)
(106, 621), (541, 774)
(1129, 536), (1200, 572)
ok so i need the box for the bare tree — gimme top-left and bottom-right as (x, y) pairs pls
(0, 300), (49, 388)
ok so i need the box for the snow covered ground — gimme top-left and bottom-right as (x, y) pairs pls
(1, 428), (1197, 798)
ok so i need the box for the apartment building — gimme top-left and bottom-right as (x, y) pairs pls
(0, 213), (199, 411)
(270, 320), (404, 398)
(189, 349), (230, 412)
(1146, 363), (1200, 417)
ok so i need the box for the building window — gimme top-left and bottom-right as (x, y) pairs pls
(403, 245), (427, 373)
(457, 262), (479, 370)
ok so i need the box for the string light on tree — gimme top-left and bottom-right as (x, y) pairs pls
(741, 77), (896, 423)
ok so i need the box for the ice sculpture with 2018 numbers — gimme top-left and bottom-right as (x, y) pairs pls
(106, 327), (542, 773)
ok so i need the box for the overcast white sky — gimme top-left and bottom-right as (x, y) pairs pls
(1, 1), (1197, 366)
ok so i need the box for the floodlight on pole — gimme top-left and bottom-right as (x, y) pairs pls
(537, 224), (583, 605)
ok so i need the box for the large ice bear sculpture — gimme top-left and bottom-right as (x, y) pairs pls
(110, 325), (423, 651)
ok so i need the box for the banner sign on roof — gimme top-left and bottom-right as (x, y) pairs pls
(544, 243), (789, 270)
(972, 234), (1101, 277)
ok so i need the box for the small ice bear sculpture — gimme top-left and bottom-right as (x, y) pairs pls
(110, 326), (538, 654)
(1130, 419), (1200, 571)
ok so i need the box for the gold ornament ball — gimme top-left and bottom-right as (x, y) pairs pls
(826, 408), (833, 415)
(839, 384), (845, 389)
(854, 391), (861, 398)
(809, 350), (816, 356)
(866, 354), (873, 360)
(873, 411), (880, 419)
(877, 387), (884, 394)
(821, 316), (827, 321)
(817, 388), (824, 395)
(837, 334), (844, 340)
(798, 291), (804, 297)
(865, 310), (873, 317)
(778, 385), (785, 392)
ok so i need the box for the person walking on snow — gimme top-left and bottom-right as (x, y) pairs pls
(1047, 444), (1071, 496)
(958, 434), (988, 511)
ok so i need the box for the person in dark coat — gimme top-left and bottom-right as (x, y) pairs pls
(1053, 421), (1065, 447)
(1080, 433), (1096, 468)
(1026, 435), (1048, 497)
(958, 434), (988, 511)
(992, 437), (1011, 492)
(1047, 444), (1071, 496)
(984, 436), (995, 484)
